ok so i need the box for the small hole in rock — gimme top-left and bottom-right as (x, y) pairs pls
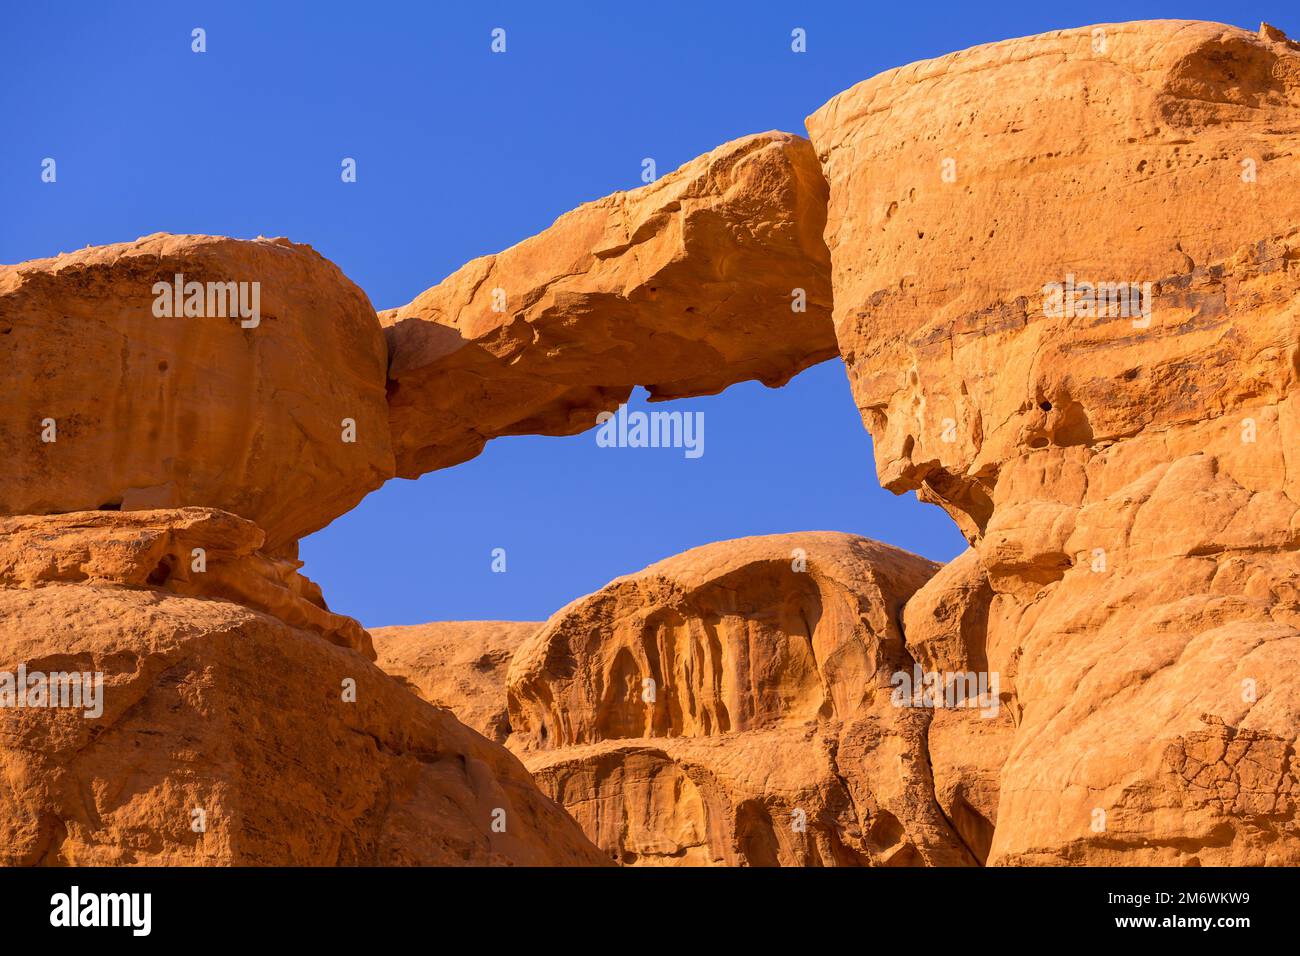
(147, 559), (172, 586)
(1039, 401), (1052, 412)
(158, 360), (168, 372)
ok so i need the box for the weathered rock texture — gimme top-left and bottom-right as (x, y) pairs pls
(0, 234), (394, 551)
(372, 621), (539, 743)
(0, 510), (607, 866)
(382, 131), (837, 477)
(0, 508), (372, 657)
(901, 550), (1012, 864)
(808, 20), (1300, 864)
(501, 533), (979, 866)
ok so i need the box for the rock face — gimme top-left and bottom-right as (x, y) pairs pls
(504, 533), (979, 866)
(0, 234), (394, 552)
(808, 20), (1300, 864)
(0, 511), (607, 866)
(372, 621), (539, 743)
(0, 508), (372, 657)
(382, 131), (837, 477)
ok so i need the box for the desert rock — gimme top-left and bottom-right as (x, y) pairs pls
(901, 551), (1011, 864)
(0, 234), (394, 551)
(502, 533), (978, 865)
(372, 621), (538, 743)
(0, 515), (605, 865)
(382, 131), (837, 477)
(808, 20), (1300, 864)
(0, 508), (373, 657)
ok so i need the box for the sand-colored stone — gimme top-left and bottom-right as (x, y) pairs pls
(7, 17), (1298, 869)
(527, 728), (878, 866)
(0, 583), (607, 866)
(0, 234), (394, 551)
(901, 551), (1011, 864)
(0, 508), (373, 657)
(372, 621), (539, 743)
(382, 131), (836, 477)
(808, 20), (1300, 864)
(503, 533), (977, 865)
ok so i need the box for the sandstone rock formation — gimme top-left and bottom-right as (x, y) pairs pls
(0, 508), (372, 657)
(807, 19), (1300, 864)
(0, 234), (394, 552)
(381, 131), (837, 476)
(503, 533), (980, 866)
(7, 17), (1299, 870)
(373, 621), (538, 743)
(901, 550), (1011, 864)
(0, 510), (607, 866)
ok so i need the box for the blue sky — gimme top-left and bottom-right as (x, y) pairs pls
(4, 1), (1289, 625)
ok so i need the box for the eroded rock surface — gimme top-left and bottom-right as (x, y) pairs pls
(372, 621), (538, 743)
(499, 533), (977, 866)
(901, 551), (1011, 864)
(382, 131), (837, 476)
(0, 234), (394, 551)
(374, 535), (973, 865)
(808, 20), (1300, 864)
(0, 510), (606, 866)
(0, 508), (372, 657)
(0, 589), (607, 866)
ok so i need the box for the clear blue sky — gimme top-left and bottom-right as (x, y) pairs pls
(4, 2), (1287, 625)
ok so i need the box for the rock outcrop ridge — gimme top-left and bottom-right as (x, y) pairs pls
(5, 17), (1298, 868)
(385, 534), (983, 866)
(0, 548), (606, 865)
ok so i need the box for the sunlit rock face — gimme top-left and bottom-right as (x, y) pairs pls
(7, 17), (1299, 870)
(0, 508), (372, 656)
(381, 131), (838, 477)
(808, 20), (1300, 864)
(498, 532), (977, 866)
(0, 233), (395, 553)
